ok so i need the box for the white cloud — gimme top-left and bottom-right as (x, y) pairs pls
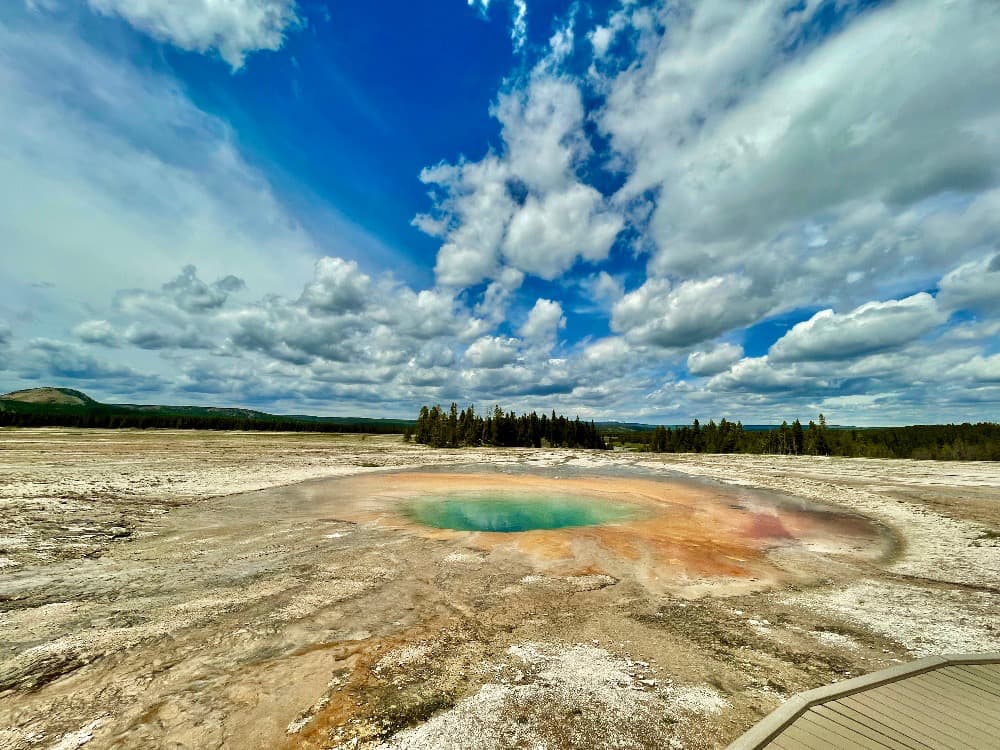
(591, 0), (1000, 339)
(579, 271), (625, 310)
(86, 0), (301, 69)
(511, 0), (527, 51)
(299, 258), (371, 314)
(503, 183), (622, 279)
(953, 354), (1000, 384)
(495, 75), (587, 193)
(937, 253), (1000, 314)
(707, 356), (814, 394)
(768, 293), (946, 363)
(603, 1), (1000, 241)
(612, 275), (771, 349)
(73, 320), (119, 347)
(418, 47), (623, 290)
(475, 268), (525, 325)
(588, 6), (626, 59)
(589, 25), (613, 58)
(519, 298), (565, 343)
(422, 156), (513, 287)
(687, 343), (743, 376)
(464, 335), (520, 369)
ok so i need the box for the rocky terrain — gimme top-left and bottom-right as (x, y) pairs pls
(0, 429), (997, 749)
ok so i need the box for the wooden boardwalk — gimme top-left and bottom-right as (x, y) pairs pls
(727, 653), (1000, 749)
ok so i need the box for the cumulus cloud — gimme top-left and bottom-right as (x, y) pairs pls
(464, 335), (520, 368)
(581, 0), (1000, 353)
(122, 324), (213, 351)
(113, 266), (246, 330)
(86, 0), (301, 69)
(687, 343), (743, 377)
(587, 4), (630, 59)
(502, 184), (622, 279)
(579, 271), (624, 309)
(581, 336), (630, 370)
(162, 265), (246, 313)
(519, 298), (565, 344)
(953, 354), (1000, 383)
(58, 259), (486, 383)
(601, 1), (1000, 242)
(706, 356), (814, 394)
(73, 319), (119, 347)
(418, 50), (622, 289)
(494, 76), (588, 193)
(299, 258), (371, 314)
(768, 293), (946, 363)
(937, 253), (1000, 314)
(612, 275), (771, 349)
(422, 157), (513, 287)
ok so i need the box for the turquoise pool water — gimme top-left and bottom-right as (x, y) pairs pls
(405, 491), (639, 532)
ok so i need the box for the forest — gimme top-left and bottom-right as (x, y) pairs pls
(628, 416), (1000, 461)
(411, 403), (606, 449)
(0, 399), (411, 434)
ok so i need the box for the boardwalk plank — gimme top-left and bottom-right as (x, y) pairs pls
(956, 664), (1000, 688)
(911, 671), (1000, 726)
(824, 702), (935, 750)
(837, 694), (970, 750)
(935, 668), (1000, 699)
(770, 723), (830, 750)
(799, 710), (897, 749)
(862, 680), (1000, 744)
(885, 675), (1000, 734)
(798, 714), (879, 749)
(812, 703), (921, 750)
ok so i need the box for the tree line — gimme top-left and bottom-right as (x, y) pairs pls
(411, 403), (606, 449)
(0, 402), (410, 434)
(631, 416), (1000, 461)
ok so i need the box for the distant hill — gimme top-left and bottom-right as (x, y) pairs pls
(0, 387), (414, 434)
(1, 387), (97, 406)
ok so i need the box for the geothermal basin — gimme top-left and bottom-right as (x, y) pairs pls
(5, 433), (997, 750)
(314, 469), (890, 594)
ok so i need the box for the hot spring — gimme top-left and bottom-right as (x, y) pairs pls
(404, 491), (642, 532)
(303, 470), (890, 594)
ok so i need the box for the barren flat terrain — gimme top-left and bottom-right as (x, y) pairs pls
(1, 429), (998, 749)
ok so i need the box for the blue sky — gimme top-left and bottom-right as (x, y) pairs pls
(2, 0), (999, 424)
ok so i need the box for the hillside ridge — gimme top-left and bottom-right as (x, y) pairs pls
(0, 387), (96, 406)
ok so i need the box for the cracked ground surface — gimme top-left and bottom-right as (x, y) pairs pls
(1, 429), (997, 749)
